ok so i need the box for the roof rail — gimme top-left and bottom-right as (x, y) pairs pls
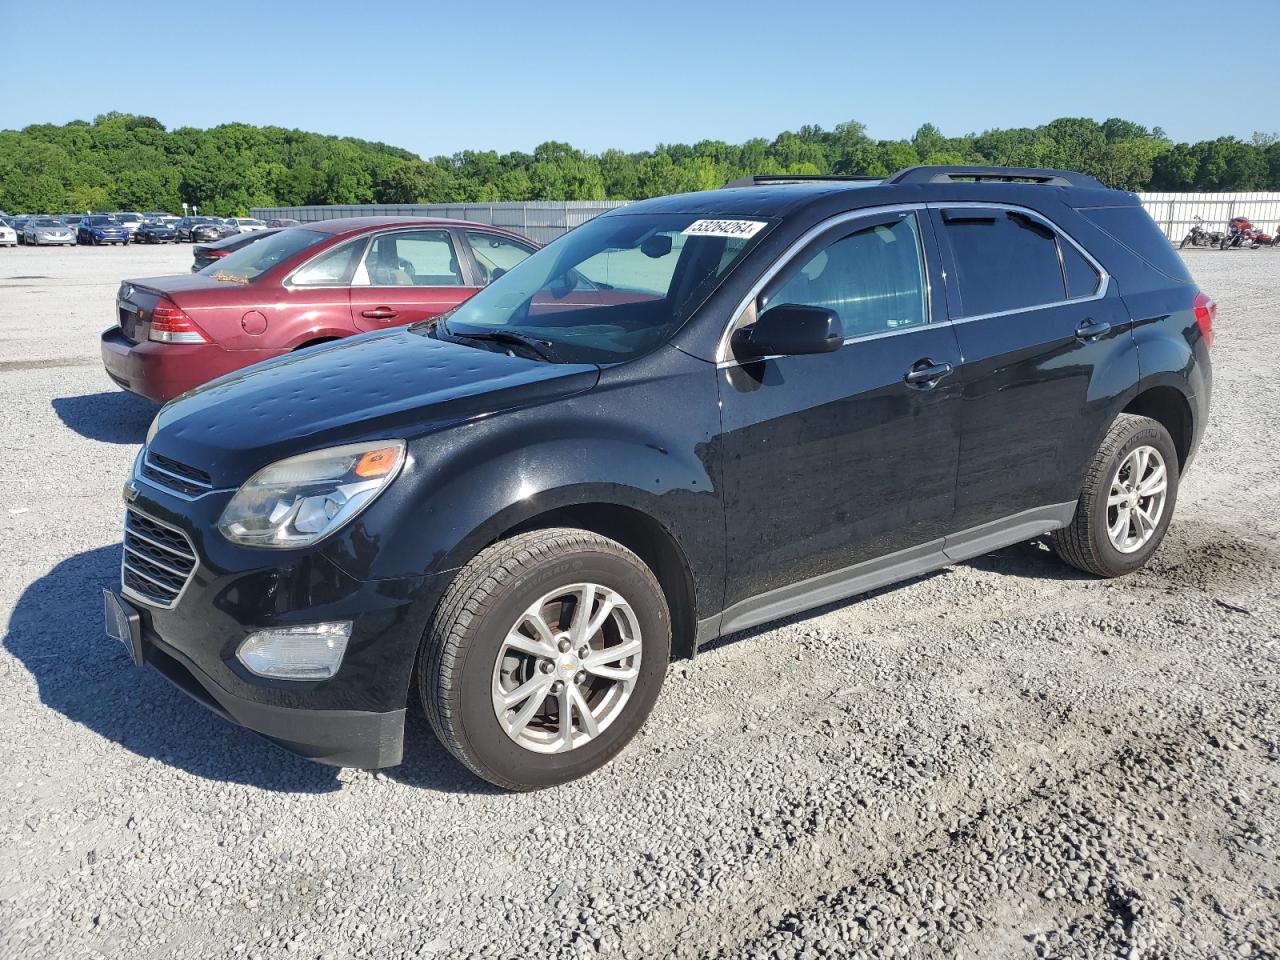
(885, 165), (1105, 189)
(725, 174), (883, 188)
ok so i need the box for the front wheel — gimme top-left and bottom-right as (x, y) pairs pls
(1051, 414), (1179, 578)
(420, 528), (670, 790)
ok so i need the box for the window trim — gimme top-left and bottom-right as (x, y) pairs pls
(284, 235), (371, 289)
(928, 202), (1109, 324)
(715, 203), (933, 366)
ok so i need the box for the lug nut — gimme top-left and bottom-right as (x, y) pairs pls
(578, 646), (591, 660)
(539, 660), (554, 674)
(550, 680), (564, 694)
(558, 638), (571, 653)
(574, 671), (587, 685)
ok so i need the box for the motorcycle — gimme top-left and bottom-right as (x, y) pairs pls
(1220, 216), (1274, 250)
(1179, 216), (1224, 249)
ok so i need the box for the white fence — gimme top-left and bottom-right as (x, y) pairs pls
(1138, 192), (1280, 243)
(254, 194), (1280, 245)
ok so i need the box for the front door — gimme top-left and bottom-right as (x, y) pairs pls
(717, 209), (962, 619)
(349, 228), (479, 332)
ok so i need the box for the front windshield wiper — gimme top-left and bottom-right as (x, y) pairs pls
(449, 328), (562, 363)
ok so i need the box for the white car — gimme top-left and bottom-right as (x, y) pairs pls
(225, 217), (268, 234)
(0, 221), (15, 246)
(112, 212), (145, 238)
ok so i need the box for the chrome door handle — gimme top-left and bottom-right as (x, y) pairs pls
(904, 359), (954, 387)
(1075, 318), (1111, 342)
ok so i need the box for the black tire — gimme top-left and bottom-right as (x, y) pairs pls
(420, 528), (671, 790)
(1179, 235), (1190, 249)
(1051, 414), (1179, 578)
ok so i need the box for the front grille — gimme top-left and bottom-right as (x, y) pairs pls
(141, 451), (214, 497)
(122, 510), (198, 608)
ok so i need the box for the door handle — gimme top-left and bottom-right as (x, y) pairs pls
(904, 359), (954, 387)
(361, 307), (398, 320)
(1075, 318), (1111, 342)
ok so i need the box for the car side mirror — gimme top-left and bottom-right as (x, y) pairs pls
(732, 304), (843, 359)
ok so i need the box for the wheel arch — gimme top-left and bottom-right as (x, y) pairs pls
(1122, 385), (1194, 468)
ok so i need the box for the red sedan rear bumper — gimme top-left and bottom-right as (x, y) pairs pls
(101, 327), (285, 404)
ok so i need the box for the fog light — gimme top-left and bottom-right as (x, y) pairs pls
(236, 622), (352, 680)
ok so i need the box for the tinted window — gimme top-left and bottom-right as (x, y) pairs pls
(465, 232), (535, 285)
(1060, 239), (1101, 298)
(763, 212), (928, 337)
(357, 230), (463, 286)
(940, 209), (1064, 317)
(1079, 205), (1193, 284)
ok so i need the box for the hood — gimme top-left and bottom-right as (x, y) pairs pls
(149, 329), (600, 487)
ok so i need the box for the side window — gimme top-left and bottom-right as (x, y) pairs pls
(356, 230), (463, 287)
(940, 209), (1065, 317)
(762, 212), (929, 338)
(1060, 239), (1101, 299)
(465, 231), (535, 285)
(290, 239), (363, 287)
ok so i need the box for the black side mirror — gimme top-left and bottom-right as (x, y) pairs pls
(733, 304), (843, 359)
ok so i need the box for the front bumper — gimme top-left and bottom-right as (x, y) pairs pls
(111, 477), (447, 768)
(101, 326), (285, 403)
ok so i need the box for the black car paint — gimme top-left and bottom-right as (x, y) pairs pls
(124, 178), (1211, 768)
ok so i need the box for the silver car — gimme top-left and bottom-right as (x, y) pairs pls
(23, 217), (76, 246)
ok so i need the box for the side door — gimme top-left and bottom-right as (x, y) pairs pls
(458, 229), (536, 286)
(717, 208), (963, 620)
(349, 228), (479, 332)
(270, 237), (366, 345)
(929, 204), (1137, 541)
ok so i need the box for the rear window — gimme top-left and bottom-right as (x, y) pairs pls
(202, 228), (329, 283)
(1078, 206), (1193, 284)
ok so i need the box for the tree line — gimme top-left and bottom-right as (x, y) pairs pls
(1, 112), (1278, 216)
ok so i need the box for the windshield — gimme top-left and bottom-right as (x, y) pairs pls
(33, 218), (60, 227)
(88, 216), (116, 225)
(202, 228), (329, 283)
(430, 213), (770, 363)
(116, 213), (141, 222)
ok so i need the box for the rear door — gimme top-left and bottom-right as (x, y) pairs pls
(929, 204), (1137, 538)
(349, 228), (478, 332)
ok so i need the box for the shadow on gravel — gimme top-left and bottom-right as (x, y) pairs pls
(6, 545), (341, 793)
(964, 538), (1096, 582)
(52, 390), (156, 444)
(8, 545), (498, 795)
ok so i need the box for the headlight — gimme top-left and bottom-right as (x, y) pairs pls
(217, 440), (405, 548)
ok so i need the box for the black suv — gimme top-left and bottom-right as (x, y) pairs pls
(105, 166), (1213, 790)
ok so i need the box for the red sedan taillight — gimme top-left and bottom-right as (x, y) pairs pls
(149, 299), (210, 344)
(1192, 291), (1216, 349)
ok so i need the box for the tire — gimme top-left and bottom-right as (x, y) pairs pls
(1179, 235), (1190, 249)
(420, 528), (671, 790)
(1051, 414), (1179, 578)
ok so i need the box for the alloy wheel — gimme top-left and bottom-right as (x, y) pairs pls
(1107, 445), (1168, 553)
(491, 582), (642, 754)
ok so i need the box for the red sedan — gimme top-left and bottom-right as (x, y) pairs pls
(101, 217), (539, 403)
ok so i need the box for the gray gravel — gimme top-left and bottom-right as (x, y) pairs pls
(1, 243), (1278, 960)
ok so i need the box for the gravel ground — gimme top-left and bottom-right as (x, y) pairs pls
(0, 244), (1277, 960)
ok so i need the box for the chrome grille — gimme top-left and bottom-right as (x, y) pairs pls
(141, 451), (213, 498)
(122, 510), (198, 608)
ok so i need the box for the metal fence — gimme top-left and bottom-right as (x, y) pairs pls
(250, 201), (627, 244)
(254, 194), (1280, 245)
(1136, 192), (1280, 243)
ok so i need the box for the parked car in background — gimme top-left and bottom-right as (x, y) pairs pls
(175, 216), (220, 242)
(143, 211), (173, 221)
(100, 217), (538, 402)
(0, 220), (16, 246)
(193, 219), (234, 243)
(267, 217), (301, 228)
(102, 166), (1213, 789)
(190, 228), (279, 271)
(135, 220), (180, 244)
(113, 212), (145, 239)
(225, 217), (268, 234)
(23, 216), (77, 246)
(77, 215), (130, 246)
(12, 216), (33, 242)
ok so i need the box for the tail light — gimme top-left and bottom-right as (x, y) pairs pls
(149, 299), (210, 344)
(1192, 291), (1216, 349)
(207, 249), (230, 259)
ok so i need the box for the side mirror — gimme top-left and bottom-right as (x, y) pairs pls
(732, 304), (843, 359)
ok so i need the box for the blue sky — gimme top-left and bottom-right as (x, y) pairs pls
(2, 0), (1276, 155)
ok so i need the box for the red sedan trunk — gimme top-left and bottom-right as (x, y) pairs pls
(101, 217), (539, 403)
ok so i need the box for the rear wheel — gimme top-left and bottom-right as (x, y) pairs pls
(420, 528), (670, 790)
(1052, 414), (1179, 578)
